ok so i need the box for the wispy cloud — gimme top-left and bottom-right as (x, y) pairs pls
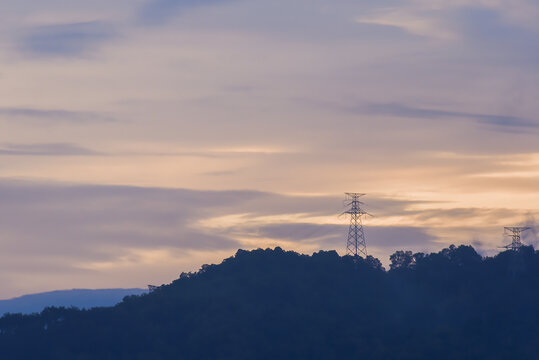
(137, 0), (231, 25)
(357, 8), (455, 40)
(0, 180), (534, 297)
(364, 103), (538, 129)
(0, 143), (100, 156)
(18, 21), (115, 57)
(248, 222), (437, 249)
(0, 108), (113, 123)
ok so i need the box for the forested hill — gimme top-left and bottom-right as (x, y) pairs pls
(0, 288), (147, 316)
(1, 245), (539, 359)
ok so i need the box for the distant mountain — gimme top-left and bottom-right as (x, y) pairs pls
(0, 288), (147, 315)
(1, 246), (539, 359)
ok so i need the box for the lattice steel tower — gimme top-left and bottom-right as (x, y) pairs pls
(502, 227), (531, 251)
(343, 193), (369, 258)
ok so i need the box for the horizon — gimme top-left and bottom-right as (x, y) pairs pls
(1, 0), (539, 299)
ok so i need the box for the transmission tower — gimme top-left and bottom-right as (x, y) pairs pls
(342, 193), (370, 258)
(502, 227), (531, 251)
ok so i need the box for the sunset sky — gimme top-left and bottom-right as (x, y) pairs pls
(1, 0), (539, 298)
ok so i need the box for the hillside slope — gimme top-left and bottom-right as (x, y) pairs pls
(1, 246), (539, 359)
(0, 288), (147, 316)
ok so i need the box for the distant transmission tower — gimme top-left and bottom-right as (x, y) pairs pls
(502, 227), (531, 251)
(343, 193), (370, 258)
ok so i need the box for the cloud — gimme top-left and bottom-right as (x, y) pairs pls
(453, 8), (539, 61)
(203, 169), (243, 176)
(357, 8), (455, 40)
(363, 103), (538, 129)
(252, 223), (437, 249)
(0, 180), (534, 297)
(0, 181), (421, 267)
(18, 21), (115, 57)
(357, 3), (539, 64)
(0, 108), (112, 123)
(0, 143), (100, 156)
(137, 0), (231, 25)
(0, 181), (248, 297)
(0, 181), (441, 288)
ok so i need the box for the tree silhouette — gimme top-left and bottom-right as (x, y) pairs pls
(1, 245), (539, 359)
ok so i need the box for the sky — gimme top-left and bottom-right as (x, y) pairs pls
(1, 0), (539, 298)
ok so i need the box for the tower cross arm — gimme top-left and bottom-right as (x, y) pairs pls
(504, 226), (531, 233)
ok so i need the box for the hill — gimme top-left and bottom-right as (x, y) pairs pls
(1, 245), (539, 359)
(0, 288), (147, 316)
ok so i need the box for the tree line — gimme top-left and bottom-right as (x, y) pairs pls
(1, 245), (539, 359)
